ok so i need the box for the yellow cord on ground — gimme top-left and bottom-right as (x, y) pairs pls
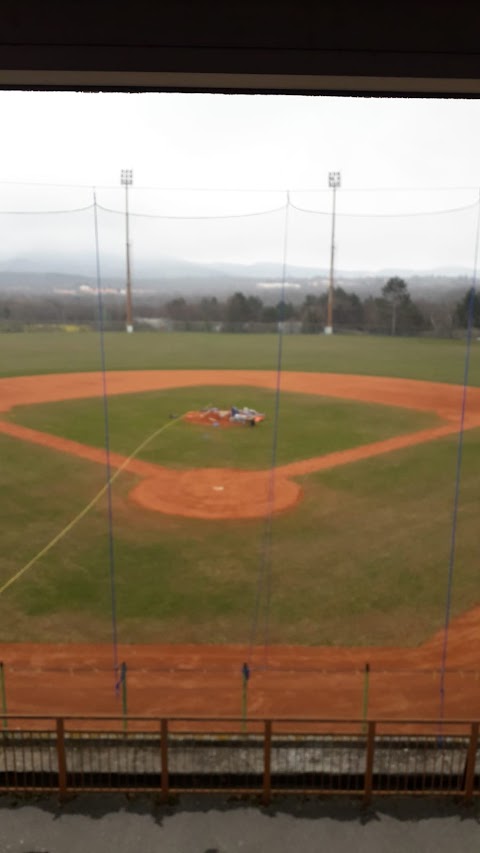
(0, 414), (184, 598)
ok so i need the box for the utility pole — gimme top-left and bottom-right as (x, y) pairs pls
(325, 171), (341, 335)
(120, 169), (133, 333)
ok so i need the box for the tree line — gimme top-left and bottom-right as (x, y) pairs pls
(157, 278), (467, 336)
(0, 278), (477, 335)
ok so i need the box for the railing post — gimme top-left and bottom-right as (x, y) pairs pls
(464, 722), (479, 804)
(363, 721), (376, 806)
(0, 662), (7, 731)
(161, 719), (169, 802)
(56, 718), (67, 800)
(262, 720), (272, 805)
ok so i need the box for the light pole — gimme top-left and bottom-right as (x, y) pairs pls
(120, 169), (133, 333)
(325, 171), (341, 335)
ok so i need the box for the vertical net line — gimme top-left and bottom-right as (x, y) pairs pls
(93, 191), (120, 689)
(439, 192), (480, 721)
(248, 195), (290, 666)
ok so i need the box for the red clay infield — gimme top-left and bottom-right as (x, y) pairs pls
(1, 369), (480, 520)
(1, 369), (480, 722)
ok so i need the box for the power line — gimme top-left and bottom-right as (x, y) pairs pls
(97, 202), (287, 220)
(0, 198), (476, 220)
(0, 204), (94, 215)
(290, 199), (479, 219)
(0, 179), (480, 193)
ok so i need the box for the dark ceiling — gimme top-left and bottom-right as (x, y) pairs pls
(1, 1), (480, 94)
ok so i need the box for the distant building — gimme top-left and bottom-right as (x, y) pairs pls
(278, 320), (302, 334)
(135, 316), (173, 330)
(257, 281), (301, 290)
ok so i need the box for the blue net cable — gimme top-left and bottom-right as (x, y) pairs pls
(439, 286), (476, 720)
(248, 193), (291, 668)
(439, 194), (480, 721)
(93, 192), (120, 691)
(261, 195), (291, 666)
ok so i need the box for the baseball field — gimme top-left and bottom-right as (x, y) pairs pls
(1, 330), (480, 720)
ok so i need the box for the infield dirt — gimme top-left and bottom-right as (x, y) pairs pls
(1, 369), (479, 520)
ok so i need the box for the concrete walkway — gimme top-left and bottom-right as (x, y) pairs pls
(1, 795), (480, 853)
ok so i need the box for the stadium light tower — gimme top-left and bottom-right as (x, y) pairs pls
(120, 169), (134, 333)
(325, 171), (341, 334)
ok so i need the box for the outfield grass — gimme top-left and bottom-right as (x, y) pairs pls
(0, 330), (479, 385)
(7, 386), (439, 470)
(0, 426), (478, 647)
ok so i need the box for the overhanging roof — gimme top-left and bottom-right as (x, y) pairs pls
(1, 1), (480, 95)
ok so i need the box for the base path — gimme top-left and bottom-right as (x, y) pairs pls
(1, 369), (479, 519)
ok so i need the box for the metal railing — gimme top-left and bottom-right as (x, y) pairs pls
(0, 716), (479, 803)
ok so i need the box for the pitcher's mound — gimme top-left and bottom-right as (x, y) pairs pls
(130, 467), (301, 519)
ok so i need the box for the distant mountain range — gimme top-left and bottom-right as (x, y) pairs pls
(0, 252), (320, 280)
(0, 254), (472, 303)
(0, 251), (473, 282)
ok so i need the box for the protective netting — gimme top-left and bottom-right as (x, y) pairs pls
(1, 187), (478, 336)
(0, 185), (479, 723)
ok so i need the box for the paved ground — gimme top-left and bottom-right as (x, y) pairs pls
(1, 795), (479, 852)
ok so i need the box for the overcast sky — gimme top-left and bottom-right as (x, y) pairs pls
(1, 91), (480, 275)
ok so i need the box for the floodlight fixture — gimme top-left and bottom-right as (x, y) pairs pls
(120, 169), (133, 185)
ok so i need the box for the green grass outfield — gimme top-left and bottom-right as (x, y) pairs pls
(0, 330), (479, 648)
(0, 330), (479, 384)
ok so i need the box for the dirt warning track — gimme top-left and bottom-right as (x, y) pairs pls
(1, 369), (479, 519)
(2, 603), (480, 721)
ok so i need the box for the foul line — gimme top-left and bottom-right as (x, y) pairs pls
(0, 415), (184, 598)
